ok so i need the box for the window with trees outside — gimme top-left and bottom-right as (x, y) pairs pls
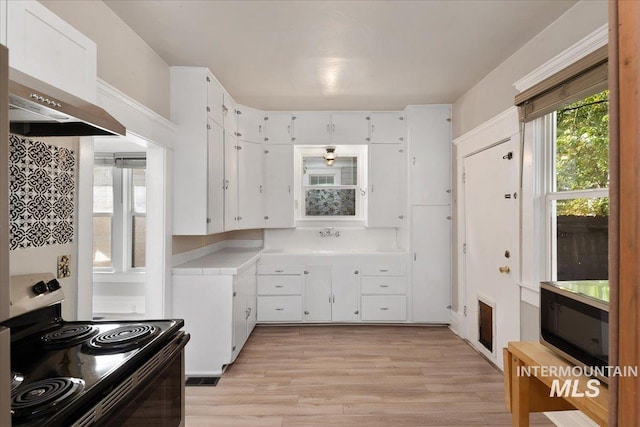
(93, 165), (146, 272)
(546, 89), (609, 281)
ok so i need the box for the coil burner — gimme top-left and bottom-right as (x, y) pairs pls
(84, 324), (159, 354)
(41, 325), (98, 349)
(11, 377), (84, 419)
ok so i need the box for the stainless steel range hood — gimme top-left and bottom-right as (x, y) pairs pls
(9, 68), (125, 137)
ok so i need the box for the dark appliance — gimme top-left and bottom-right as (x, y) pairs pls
(540, 280), (609, 382)
(2, 273), (189, 426)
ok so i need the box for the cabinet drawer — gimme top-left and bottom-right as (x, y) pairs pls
(257, 296), (303, 322)
(361, 296), (407, 321)
(360, 264), (406, 276)
(360, 276), (406, 295)
(257, 265), (304, 275)
(258, 275), (303, 295)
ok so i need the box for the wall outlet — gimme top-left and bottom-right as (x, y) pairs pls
(57, 255), (71, 279)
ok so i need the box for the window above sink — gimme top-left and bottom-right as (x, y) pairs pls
(294, 145), (368, 226)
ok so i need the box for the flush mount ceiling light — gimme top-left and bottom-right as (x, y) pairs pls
(323, 146), (337, 166)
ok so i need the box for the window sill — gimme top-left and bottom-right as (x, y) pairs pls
(92, 271), (146, 283)
(295, 219), (366, 227)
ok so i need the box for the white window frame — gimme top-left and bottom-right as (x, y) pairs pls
(539, 111), (609, 281)
(93, 166), (146, 275)
(294, 145), (368, 226)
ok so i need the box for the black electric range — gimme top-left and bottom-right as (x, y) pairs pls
(4, 273), (189, 427)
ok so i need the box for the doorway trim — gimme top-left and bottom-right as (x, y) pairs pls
(452, 107), (519, 340)
(77, 79), (176, 319)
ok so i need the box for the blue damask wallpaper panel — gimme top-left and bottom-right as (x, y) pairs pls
(9, 134), (76, 250)
(305, 189), (356, 216)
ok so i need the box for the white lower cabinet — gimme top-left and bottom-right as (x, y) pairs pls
(360, 265), (407, 321)
(361, 296), (407, 321)
(303, 266), (332, 321)
(257, 265), (303, 322)
(172, 260), (257, 376)
(331, 266), (360, 322)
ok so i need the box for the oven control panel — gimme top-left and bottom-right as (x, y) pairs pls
(9, 273), (65, 318)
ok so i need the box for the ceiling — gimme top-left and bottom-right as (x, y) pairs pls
(104, 0), (577, 111)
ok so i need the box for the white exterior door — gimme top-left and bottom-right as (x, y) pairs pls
(369, 112), (404, 144)
(331, 266), (360, 321)
(265, 112), (292, 143)
(224, 131), (239, 231)
(368, 144), (404, 227)
(238, 141), (264, 229)
(207, 119), (225, 234)
(292, 113), (331, 144)
(264, 145), (294, 228)
(330, 113), (370, 144)
(411, 205), (451, 322)
(463, 138), (519, 369)
(303, 266), (332, 321)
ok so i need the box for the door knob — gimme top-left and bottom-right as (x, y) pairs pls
(499, 266), (511, 274)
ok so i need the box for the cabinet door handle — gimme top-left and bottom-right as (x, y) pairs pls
(354, 270), (359, 275)
(304, 310), (310, 315)
(414, 253), (417, 261)
(413, 156), (416, 166)
(206, 106), (211, 112)
(275, 269), (284, 273)
(275, 308), (284, 311)
(379, 269), (388, 272)
(233, 291), (237, 297)
(259, 124), (262, 133)
(206, 218), (211, 224)
(380, 307), (389, 311)
(275, 285), (284, 288)
(380, 285), (389, 288)
(333, 295), (336, 303)
(288, 185), (291, 194)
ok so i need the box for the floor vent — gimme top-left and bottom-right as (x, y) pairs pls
(185, 377), (220, 387)
(478, 299), (494, 353)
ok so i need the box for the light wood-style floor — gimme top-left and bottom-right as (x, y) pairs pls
(185, 325), (553, 426)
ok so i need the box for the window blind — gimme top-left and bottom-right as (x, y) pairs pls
(94, 152), (146, 169)
(515, 45), (608, 122)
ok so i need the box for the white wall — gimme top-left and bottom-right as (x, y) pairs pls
(452, 0), (607, 138)
(39, 0), (171, 119)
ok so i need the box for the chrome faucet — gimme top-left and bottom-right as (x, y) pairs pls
(319, 227), (340, 237)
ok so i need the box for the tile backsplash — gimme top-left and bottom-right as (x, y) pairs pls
(9, 134), (76, 250)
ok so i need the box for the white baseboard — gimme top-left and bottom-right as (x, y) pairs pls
(448, 309), (464, 337)
(544, 411), (598, 427)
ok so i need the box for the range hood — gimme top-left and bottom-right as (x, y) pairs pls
(9, 68), (125, 137)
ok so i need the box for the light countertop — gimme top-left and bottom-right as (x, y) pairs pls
(172, 247), (262, 276)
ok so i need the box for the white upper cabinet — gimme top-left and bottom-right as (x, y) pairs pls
(224, 131), (239, 231)
(7, 0), (97, 101)
(237, 104), (265, 143)
(223, 93), (238, 135)
(407, 105), (451, 206)
(265, 112), (293, 143)
(237, 140), (265, 229)
(369, 112), (405, 144)
(207, 119), (225, 234)
(291, 113), (332, 144)
(207, 74), (225, 126)
(171, 67), (226, 235)
(264, 145), (294, 228)
(368, 144), (404, 228)
(331, 113), (370, 144)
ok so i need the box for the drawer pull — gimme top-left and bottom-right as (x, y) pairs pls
(379, 269), (389, 272)
(275, 269), (284, 273)
(380, 307), (389, 311)
(275, 308), (284, 311)
(275, 285), (284, 288)
(379, 285), (389, 288)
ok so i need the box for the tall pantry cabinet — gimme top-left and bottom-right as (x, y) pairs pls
(171, 67), (225, 235)
(406, 105), (452, 323)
